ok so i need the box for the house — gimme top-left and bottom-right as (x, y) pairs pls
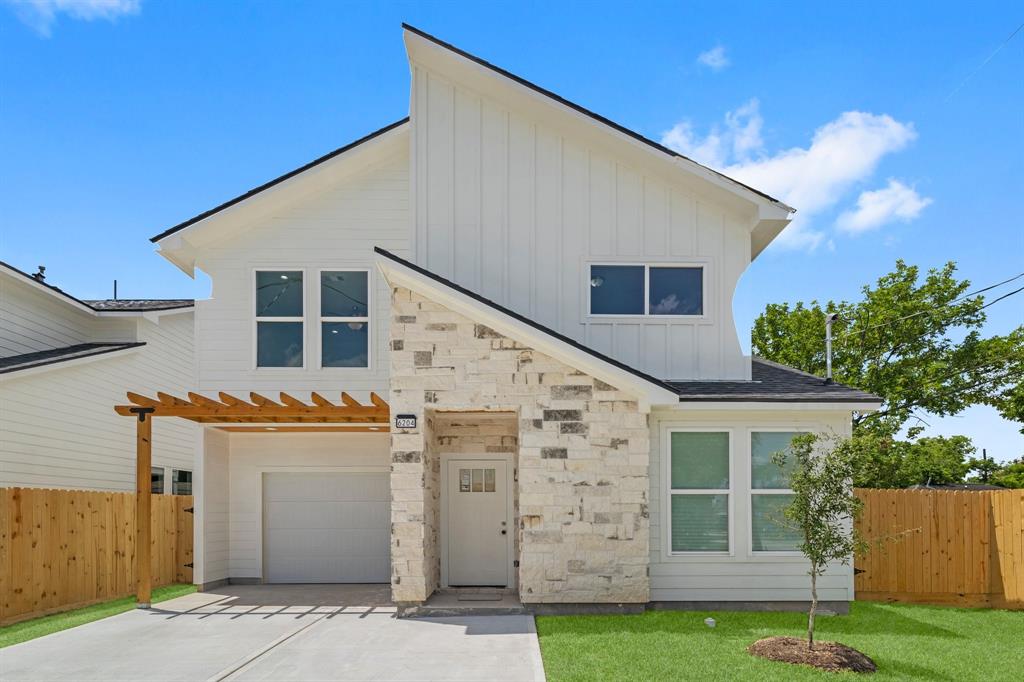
(134, 25), (881, 612)
(0, 260), (196, 495)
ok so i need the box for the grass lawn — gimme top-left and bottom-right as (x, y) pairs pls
(0, 583), (197, 649)
(536, 602), (1024, 681)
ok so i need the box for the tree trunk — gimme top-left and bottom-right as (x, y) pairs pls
(808, 569), (818, 651)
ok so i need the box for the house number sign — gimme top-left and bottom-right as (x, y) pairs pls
(395, 414), (417, 430)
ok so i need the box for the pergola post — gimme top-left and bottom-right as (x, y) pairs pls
(133, 407), (154, 608)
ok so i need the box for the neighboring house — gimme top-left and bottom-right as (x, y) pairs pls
(0, 261), (196, 494)
(141, 25), (879, 610)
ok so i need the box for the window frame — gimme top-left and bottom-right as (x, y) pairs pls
(665, 427), (734, 556)
(748, 428), (808, 556)
(171, 468), (193, 496)
(316, 267), (372, 371)
(253, 268), (307, 371)
(586, 262), (708, 320)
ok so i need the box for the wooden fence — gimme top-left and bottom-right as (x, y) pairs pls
(854, 488), (1023, 609)
(0, 487), (193, 625)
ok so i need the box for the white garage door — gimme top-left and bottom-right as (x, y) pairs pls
(263, 472), (390, 583)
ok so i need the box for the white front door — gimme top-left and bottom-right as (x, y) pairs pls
(446, 459), (510, 586)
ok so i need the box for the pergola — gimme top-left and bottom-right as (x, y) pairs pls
(115, 390), (390, 606)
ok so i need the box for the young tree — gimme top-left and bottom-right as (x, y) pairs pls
(773, 433), (866, 650)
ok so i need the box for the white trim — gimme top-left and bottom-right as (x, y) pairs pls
(376, 253), (680, 409)
(316, 268), (373, 371)
(439, 452), (515, 589)
(663, 427), (735, 557)
(585, 261), (709, 321)
(664, 401), (882, 412)
(256, 465), (391, 582)
(252, 268), (307, 370)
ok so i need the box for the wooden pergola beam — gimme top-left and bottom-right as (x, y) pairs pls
(115, 388), (390, 607)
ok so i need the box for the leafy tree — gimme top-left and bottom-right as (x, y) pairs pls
(773, 433), (866, 650)
(752, 260), (1024, 436)
(852, 434), (975, 488)
(970, 457), (1024, 488)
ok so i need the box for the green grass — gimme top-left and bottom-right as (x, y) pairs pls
(536, 602), (1024, 681)
(0, 583), (197, 649)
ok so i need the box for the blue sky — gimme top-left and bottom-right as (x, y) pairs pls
(2, 1), (1022, 458)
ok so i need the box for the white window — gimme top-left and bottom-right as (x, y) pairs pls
(319, 270), (370, 368)
(668, 431), (731, 553)
(750, 431), (806, 553)
(171, 469), (193, 496)
(589, 264), (703, 317)
(255, 270), (304, 368)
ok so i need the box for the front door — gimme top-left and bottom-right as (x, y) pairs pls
(446, 458), (510, 586)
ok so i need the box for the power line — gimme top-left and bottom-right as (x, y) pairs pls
(945, 21), (1024, 102)
(835, 270), (1024, 341)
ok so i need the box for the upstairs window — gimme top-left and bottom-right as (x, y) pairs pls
(320, 271), (370, 368)
(589, 264), (703, 317)
(255, 270), (304, 368)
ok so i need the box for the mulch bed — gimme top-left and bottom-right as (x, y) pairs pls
(748, 636), (877, 673)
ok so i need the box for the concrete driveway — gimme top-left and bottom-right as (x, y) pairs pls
(0, 585), (545, 682)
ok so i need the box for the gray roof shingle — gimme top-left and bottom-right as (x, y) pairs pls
(0, 342), (146, 374)
(668, 358), (880, 402)
(84, 299), (194, 311)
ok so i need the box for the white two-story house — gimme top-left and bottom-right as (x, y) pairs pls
(144, 25), (879, 613)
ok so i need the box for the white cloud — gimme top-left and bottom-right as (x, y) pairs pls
(836, 179), (932, 234)
(5, 0), (139, 37)
(697, 45), (730, 71)
(661, 105), (919, 250)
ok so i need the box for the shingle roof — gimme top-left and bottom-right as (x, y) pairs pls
(668, 358), (881, 403)
(0, 343), (145, 374)
(83, 299), (194, 311)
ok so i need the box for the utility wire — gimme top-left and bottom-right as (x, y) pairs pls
(834, 271), (1024, 341)
(945, 21), (1024, 102)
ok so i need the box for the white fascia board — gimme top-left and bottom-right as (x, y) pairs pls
(404, 29), (793, 220)
(154, 122), (410, 275)
(659, 401), (882, 412)
(376, 255), (680, 411)
(96, 307), (195, 322)
(0, 345), (144, 382)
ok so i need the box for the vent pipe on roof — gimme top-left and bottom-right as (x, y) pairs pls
(32, 265), (46, 282)
(824, 312), (839, 385)
(114, 279), (118, 300)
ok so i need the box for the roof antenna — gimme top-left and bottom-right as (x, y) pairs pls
(824, 312), (839, 385)
(32, 265), (46, 282)
(114, 279), (118, 300)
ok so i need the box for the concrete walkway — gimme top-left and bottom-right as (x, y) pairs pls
(0, 586), (545, 682)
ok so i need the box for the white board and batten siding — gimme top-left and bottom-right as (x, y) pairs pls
(0, 310), (197, 491)
(192, 146), (409, 401)
(648, 407), (856, 603)
(410, 65), (752, 380)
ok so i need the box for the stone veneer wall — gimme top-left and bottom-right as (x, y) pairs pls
(388, 286), (650, 604)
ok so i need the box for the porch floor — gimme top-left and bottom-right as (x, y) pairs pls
(404, 588), (526, 617)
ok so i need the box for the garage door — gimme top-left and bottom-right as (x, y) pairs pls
(263, 472), (390, 583)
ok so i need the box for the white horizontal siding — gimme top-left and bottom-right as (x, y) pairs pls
(194, 148), (409, 398)
(0, 278), (96, 356)
(411, 65), (751, 380)
(648, 407), (856, 603)
(224, 431), (390, 579)
(0, 312), (197, 491)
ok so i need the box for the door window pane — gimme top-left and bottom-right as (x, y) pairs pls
(471, 469), (483, 492)
(484, 468), (496, 493)
(151, 467), (165, 494)
(649, 267), (702, 315)
(671, 494), (729, 552)
(321, 322), (368, 367)
(752, 431), (804, 489)
(670, 432), (730, 489)
(752, 494), (801, 551)
(589, 265), (644, 314)
(256, 271), (303, 317)
(321, 271), (368, 317)
(257, 321), (303, 367)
